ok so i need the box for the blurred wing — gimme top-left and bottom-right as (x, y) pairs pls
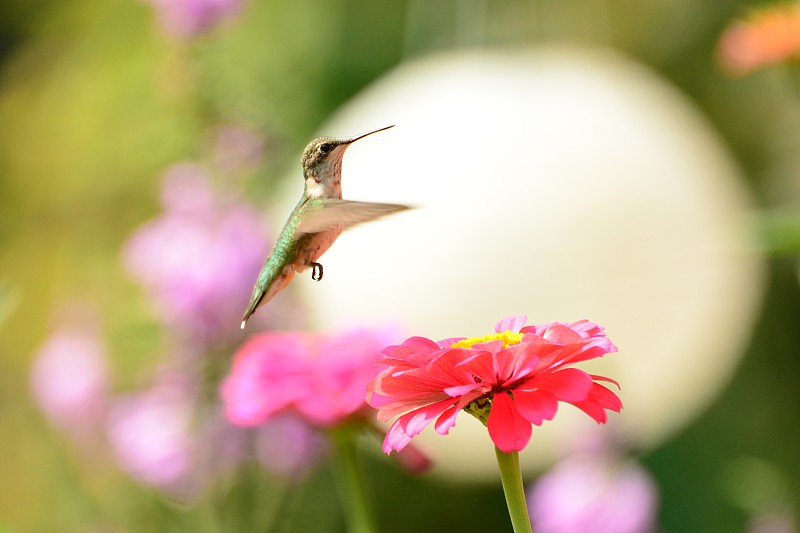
(297, 199), (409, 234)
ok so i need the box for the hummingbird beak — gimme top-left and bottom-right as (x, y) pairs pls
(345, 125), (395, 145)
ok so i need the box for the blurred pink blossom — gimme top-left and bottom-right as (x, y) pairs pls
(30, 326), (109, 436)
(107, 378), (196, 490)
(221, 327), (396, 427)
(748, 512), (797, 533)
(122, 164), (271, 344)
(254, 414), (329, 479)
(143, 0), (243, 38)
(212, 124), (266, 176)
(527, 441), (659, 533)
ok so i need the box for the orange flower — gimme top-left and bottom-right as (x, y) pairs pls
(718, 3), (800, 76)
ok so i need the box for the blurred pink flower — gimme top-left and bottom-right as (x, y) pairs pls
(748, 512), (797, 533)
(718, 3), (800, 76)
(254, 414), (329, 479)
(143, 0), (243, 38)
(122, 164), (270, 343)
(158, 163), (216, 216)
(367, 316), (621, 454)
(212, 124), (266, 176)
(107, 378), (196, 490)
(30, 326), (109, 435)
(527, 448), (659, 533)
(221, 327), (394, 427)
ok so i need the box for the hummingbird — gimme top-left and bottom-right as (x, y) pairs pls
(240, 125), (408, 329)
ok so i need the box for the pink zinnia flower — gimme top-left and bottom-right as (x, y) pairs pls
(367, 316), (622, 454)
(221, 327), (394, 428)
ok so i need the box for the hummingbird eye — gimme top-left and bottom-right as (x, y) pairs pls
(318, 143), (333, 154)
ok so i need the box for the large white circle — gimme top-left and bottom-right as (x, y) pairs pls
(279, 47), (764, 478)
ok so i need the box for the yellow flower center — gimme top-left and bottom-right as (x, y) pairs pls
(451, 331), (524, 349)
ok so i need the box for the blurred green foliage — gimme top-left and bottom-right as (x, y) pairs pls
(2, 0), (800, 532)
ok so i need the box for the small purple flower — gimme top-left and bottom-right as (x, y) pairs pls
(143, 0), (243, 38)
(107, 377), (196, 490)
(527, 440), (659, 533)
(123, 164), (271, 344)
(30, 326), (109, 436)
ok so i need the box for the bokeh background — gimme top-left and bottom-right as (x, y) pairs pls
(2, 0), (800, 532)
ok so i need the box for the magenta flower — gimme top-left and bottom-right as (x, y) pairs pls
(221, 327), (394, 428)
(30, 326), (109, 436)
(143, 0), (243, 38)
(367, 316), (622, 454)
(122, 165), (271, 343)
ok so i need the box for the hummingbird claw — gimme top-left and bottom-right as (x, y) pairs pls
(310, 262), (323, 281)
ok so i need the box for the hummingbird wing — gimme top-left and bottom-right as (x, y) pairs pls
(296, 199), (409, 234)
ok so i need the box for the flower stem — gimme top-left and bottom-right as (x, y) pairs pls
(331, 427), (377, 533)
(495, 447), (534, 533)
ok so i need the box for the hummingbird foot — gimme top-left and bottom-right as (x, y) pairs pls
(310, 262), (323, 281)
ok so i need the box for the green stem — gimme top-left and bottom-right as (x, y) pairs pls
(495, 447), (534, 533)
(331, 427), (377, 533)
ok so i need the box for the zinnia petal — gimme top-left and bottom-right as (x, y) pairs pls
(384, 420), (414, 454)
(524, 368), (593, 402)
(443, 383), (483, 397)
(382, 399), (457, 452)
(434, 403), (462, 435)
(512, 389), (559, 425)
(488, 392), (532, 453)
(572, 383), (623, 423)
(495, 315), (528, 333)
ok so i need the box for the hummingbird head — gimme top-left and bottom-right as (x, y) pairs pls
(301, 125), (394, 197)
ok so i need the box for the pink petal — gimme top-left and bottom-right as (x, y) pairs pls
(512, 389), (559, 425)
(435, 390), (485, 435)
(541, 324), (583, 345)
(488, 392), (532, 453)
(495, 315), (528, 333)
(456, 351), (496, 383)
(556, 340), (618, 367)
(383, 420), (413, 453)
(572, 383), (623, 423)
(443, 383), (483, 397)
(526, 368), (592, 402)
(472, 339), (505, 352)
(434, 403), (461, 435)
(381, 399), (456, 453)
(437, 337), (465, 348)
(494, 342), (538, 384)
(590, 374), (622, 389)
